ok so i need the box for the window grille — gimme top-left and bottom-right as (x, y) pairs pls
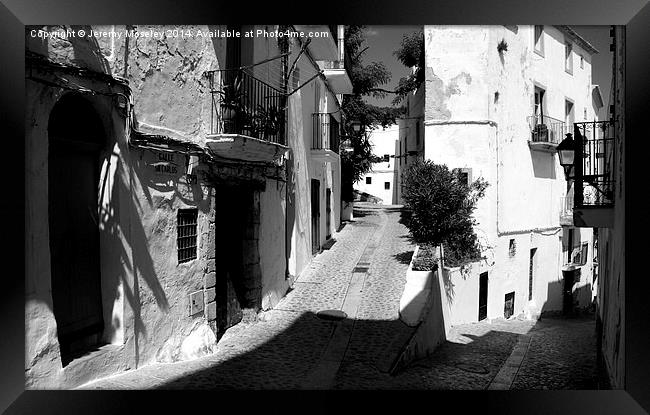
(177, 209), (198, 263)
(366, 177), (372, 184)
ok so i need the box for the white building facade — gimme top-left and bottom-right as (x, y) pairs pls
(422, 25), (599, 323)
(354, 124), (400, 205)
(25, 24), (350, 389)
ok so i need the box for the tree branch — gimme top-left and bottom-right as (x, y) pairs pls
(368, 87), (397, 94)
(352, 46), (369, 61)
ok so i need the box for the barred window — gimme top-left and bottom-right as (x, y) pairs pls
(177, 209), (198, 263)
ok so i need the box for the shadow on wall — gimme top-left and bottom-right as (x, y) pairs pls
(531, 151), (557, 179)
(541, 278), (594, 317)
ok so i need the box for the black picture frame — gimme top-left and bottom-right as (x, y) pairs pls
(3, 0), (650, 413)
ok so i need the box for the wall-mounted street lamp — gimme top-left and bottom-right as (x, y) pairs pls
(557, 133), (576, 180)
(350, 119), (362, 133)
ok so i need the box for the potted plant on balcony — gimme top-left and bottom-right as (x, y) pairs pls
(533, 122), (549, 142)
(216, 74), (244, 133)
(253, 104), (283, 142)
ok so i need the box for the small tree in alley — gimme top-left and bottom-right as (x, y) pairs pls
(401, 159), (489, 267)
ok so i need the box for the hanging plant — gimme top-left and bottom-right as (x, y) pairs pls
(497, 39), (508, 54)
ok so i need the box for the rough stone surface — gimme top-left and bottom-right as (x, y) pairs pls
(78, 205), (599, 391)
(205, 302), (216, 321)
(204, 272), (216, 289)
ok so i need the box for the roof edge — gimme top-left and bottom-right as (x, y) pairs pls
(554, 25), (600, 55)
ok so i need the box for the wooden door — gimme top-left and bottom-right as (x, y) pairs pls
(478, 272), (488, 321)
(48, 97), (105, 360)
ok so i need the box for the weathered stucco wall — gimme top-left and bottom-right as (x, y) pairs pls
(25, 24), (294, 388)
(259, 180), (289, 310)
(423, 25), (597, 324)
(24, 70), (135, 388)
(130, 149), (216, 366)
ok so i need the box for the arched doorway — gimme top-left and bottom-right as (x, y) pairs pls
(48, 93), (106, 364)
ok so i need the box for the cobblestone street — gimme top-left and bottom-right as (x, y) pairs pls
(79, 203), (598, 390)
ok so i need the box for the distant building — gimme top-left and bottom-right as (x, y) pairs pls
(354, 124), (399, 205)
(396, 83), (425, 204)
(421, 25), (599, 323)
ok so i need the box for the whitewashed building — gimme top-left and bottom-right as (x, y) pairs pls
(422, 25), (600, 323)
(354, 124), (400, 205)
(25, 24), (350, 389)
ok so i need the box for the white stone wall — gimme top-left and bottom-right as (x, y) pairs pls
(423, 25), (598, 323)
(25, 24), (295, 388)
(287, 31), (342, 280)
(355, 125), (399, 205)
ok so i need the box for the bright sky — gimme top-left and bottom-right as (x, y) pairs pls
(360, 25), (612, 119)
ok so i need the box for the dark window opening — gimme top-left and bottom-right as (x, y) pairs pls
(504, 292), (515, 319)
(534, 25), (544, 55)
(509, 239), (516, 257)
(366, 177), (372, 184)
(384, 182), (390, 190)
(565, 42), (573, 74)
(529, 248), (537, 301)
(178, 209), (198, 263)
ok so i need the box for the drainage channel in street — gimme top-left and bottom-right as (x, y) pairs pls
(300, 209), (387, 389)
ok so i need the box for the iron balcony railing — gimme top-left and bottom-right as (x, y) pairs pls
(322, 36), (350, 71)
(312, 113), (340, 154)
(574, 120), (615, 207)
(205, 69), (286, 145)
(527, 114), (566, 145)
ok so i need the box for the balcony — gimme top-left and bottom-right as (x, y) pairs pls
(311, 113), (341, 162)
(322, 58), (354, 94)
(205, 69), (288, 164)
(572, 120), (615, 228)
(292, 25), (338, 61)
(527, 115), (565, 152)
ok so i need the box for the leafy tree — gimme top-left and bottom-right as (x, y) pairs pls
(340, 26), (405, 202)
(401, 159), (489, 267)
(391, 30), (425, 106)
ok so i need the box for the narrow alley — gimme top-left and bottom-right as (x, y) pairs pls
(79, 203), (597, 390)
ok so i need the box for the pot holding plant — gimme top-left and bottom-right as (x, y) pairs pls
(217, 74), (244, 133)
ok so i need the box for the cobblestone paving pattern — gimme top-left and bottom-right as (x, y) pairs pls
(80, 203), (598, 390)
(334, 204), (419, 385)
(510, 314), (597, 390)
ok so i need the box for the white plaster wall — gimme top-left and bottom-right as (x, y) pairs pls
(356, 170), (396, 205)
(355, 125), (398, 205)
(287, 32), (342, 279)
(259, 180), (288, 309)
(24, 79), (135, 388)
(25, 24), (226, 388)
(423, 25), (597, 324)
(129, 149), (214, 366)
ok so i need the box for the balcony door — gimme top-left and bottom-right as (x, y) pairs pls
(534, 87), (545, 120)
